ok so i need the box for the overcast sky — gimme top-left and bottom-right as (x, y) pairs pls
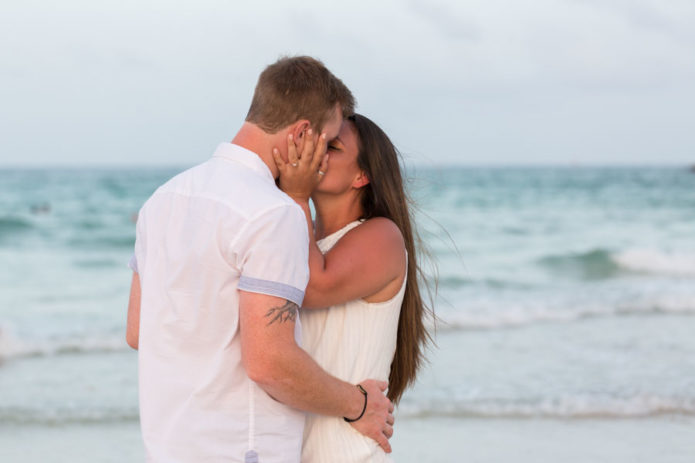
(1, 0), (694, 166)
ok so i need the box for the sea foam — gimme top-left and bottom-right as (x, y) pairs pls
(0, 326), (129, 361)
(613, 249), (695, 277)
(536, 247), (695, 281)
(435, 294), (695, 330)
(0, 406), (139, 426)
(399, 394), (695, 419)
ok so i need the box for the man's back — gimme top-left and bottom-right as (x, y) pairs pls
(132, 143), (309, 462)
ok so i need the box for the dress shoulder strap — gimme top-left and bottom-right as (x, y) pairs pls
(316, 220), (364, 253)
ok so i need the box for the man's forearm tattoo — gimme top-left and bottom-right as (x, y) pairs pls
(265, 300), (298, 326)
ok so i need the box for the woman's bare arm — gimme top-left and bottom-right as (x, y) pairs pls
(272, 132), (406, 309)
(293, 201), (405, 308)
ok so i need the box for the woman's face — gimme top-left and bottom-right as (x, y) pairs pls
(315, 120), (365, 195)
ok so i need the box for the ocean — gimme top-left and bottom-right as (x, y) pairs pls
(1, 166), (694, 462)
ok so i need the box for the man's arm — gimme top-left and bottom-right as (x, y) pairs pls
(126, 271), (140, 350)
(239, 290), (394, 452)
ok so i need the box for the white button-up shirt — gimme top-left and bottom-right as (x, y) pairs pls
(130, 143), (309, 462)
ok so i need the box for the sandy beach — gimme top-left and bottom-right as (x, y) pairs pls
(3, 413), (695, 462)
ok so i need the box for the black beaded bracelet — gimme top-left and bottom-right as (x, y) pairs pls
(344, 384), (368, 423)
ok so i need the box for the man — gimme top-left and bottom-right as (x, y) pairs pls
(126, 56), (394, 462)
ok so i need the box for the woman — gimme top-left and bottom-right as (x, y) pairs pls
(272, 114), (432, 462)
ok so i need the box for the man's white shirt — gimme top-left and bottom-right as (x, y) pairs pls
(130, 143), (309, 462)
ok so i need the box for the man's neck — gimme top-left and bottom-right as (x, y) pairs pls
(231, 122), (281, 179)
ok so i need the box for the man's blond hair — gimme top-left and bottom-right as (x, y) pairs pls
(245, 56), (355, 133)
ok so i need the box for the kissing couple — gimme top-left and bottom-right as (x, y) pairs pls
(127, 55), (431, 462)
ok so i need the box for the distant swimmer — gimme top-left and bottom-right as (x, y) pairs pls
(30, 202), (51, 214)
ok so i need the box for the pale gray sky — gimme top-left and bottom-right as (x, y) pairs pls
(1, 0), (694, 166)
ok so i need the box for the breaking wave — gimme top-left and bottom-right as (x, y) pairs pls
(436, 295), (695, 330)
(538, 248), (695, 279)
(0, 328), (129, 362)
(613, 249), (695, 277)
(0, 406), (139, 425)
(399, 394), (695, 419)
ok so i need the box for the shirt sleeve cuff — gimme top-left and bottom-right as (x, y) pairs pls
(238, 276), (305, 307)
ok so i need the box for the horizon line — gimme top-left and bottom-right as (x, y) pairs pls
(0, 161), (693, 170)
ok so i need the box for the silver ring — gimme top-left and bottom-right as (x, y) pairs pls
(318, 170), (325, 176)
(291, 162), (298, 167)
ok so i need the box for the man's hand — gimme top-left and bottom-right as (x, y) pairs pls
(348, 379), (395, 453)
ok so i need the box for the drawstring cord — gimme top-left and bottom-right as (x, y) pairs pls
(245, 381), (258, 463)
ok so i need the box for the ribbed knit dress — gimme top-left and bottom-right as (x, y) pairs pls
(300, 221), (406, 463)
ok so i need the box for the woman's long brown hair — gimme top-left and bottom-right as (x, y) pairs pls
(348, 114), (435, 404)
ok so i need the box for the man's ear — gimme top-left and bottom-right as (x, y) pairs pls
(291, 120), (311, 146)
(353, 170), (370, 189)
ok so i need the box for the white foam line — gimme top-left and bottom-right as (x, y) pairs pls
(433, 298), (695, 331)
(612, 249), (695, 277)
(398, 395), (695, 419)
(0, 330), (129, 361)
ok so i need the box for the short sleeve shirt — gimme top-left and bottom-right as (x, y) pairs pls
(130, 143), (309, 462)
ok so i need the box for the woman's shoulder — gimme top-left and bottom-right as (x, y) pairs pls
(342, 217), (405, 253)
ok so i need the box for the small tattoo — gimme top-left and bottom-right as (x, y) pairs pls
(265, 300), (298, 326)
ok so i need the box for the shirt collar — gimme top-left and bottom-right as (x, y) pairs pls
(212, 143), (275, 184)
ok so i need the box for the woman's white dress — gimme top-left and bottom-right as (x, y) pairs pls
(300, 221), (406, 463)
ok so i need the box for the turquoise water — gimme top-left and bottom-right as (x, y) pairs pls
(1, 166), (694, 461)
